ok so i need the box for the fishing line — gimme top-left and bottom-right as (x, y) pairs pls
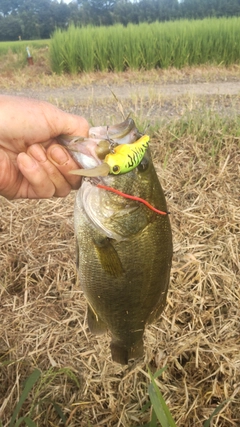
(96, 184), (170, 216)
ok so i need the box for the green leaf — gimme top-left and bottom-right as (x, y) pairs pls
(149, 408), (158, 427)
(14, 416), (26, 427)
(203, 400), (231, 427)
(51, 402), (67, 424)
(14, 416), (36, 427)
(148, 368), (177, 427)
(9, 369), (41, 427)
(141, 401), (152, 413)
(153, 367), (168, 380)
(149, 384), (169, 427)
(23, 417), (37, 427)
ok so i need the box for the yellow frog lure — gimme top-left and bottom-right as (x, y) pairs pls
(105, 135), (149, 174)
(69, 135), (150, 177)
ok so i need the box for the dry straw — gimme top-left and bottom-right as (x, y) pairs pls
(0, 109), (239, 426)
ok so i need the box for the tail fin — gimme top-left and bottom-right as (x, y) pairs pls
(110, 339), (144, 365)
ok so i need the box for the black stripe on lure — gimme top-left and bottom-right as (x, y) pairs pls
(69, 135), (150, 177)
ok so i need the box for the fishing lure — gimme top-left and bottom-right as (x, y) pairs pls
(69, 134), (150, 177)
(105, 134), (149, 175)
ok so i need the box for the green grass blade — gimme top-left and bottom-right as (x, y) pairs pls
(14, 416), (36, 427)
(148, 369), (177, 427)
(23, 417), (37, 427)
(14, 417), (26, 427)
(150, 408), (158, 427)
(148, 383), (169, 427)
(51, 402), (67, 424)
(203, 400), (231, 427)
(9, 369), (41, 427)
(141, 401), (151, 413)
(153, 367), (167, 379)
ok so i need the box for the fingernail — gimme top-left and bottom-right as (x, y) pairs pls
(28, 144), (47, 162)
(49, 146), (69, 165)
(19, 152), (38, 169)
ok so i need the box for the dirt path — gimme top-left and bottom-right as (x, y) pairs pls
(2, 80), (240, 123)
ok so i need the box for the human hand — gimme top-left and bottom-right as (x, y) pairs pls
(0, 95), (89, 199)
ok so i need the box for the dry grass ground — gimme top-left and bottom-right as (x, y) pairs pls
(0, 57), (240, 426)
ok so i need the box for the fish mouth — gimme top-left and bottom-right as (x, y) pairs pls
(58, 118), (141, 177)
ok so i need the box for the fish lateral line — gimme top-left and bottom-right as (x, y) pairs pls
(96, 184), (170, 216)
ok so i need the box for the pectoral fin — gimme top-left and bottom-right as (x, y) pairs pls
(93, 238), (124, 277)
(87, 303), (107, 335)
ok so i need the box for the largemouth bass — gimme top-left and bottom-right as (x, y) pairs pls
(59, 118), (173, 365)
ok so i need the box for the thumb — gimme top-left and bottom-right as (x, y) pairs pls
(57, 111), (89, 138)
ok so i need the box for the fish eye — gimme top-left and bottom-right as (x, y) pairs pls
(137, 157), (149, 172)
(112, 165), (121, 174)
